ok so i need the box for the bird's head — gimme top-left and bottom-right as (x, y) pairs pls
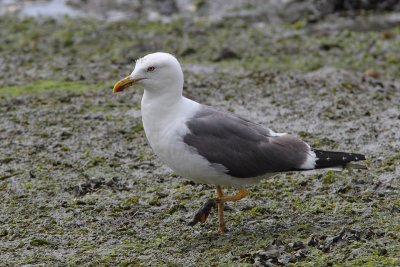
(113, 52), (184, 95)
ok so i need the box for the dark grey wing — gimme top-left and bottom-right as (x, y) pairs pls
(183, 106), (310, 178)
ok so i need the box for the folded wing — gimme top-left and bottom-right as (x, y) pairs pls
(183, 106), (314, 178)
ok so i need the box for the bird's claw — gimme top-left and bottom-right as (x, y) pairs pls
(188, 199), (216, 226)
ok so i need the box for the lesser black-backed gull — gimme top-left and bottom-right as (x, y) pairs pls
(113, 52), (366, 233)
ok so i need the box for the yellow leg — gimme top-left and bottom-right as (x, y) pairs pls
(216, 186), (225, 233)
(217, 188), (247, 203)
(215, 186), (247, 233)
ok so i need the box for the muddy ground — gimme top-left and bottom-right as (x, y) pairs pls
(0, 1), (399, 266)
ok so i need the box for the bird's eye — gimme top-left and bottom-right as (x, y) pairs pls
(147, 66), (155, 72)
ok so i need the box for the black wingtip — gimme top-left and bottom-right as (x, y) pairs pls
(313, 150), (366, 169)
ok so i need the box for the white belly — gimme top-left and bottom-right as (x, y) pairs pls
(141, 96), (220, 183)
(148, 125), (218, 182)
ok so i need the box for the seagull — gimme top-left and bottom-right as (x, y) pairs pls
(113, 52), (366, 233)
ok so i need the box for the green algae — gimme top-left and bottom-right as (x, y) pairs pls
(30, 238), (50, 247)
(1, 15), (400, 90)
(0, 9), (399, 267)
(0, 80), (107, 97)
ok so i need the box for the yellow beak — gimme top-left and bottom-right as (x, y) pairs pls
(113, 76), (138, 93)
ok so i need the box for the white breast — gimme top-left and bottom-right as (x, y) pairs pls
(141, 96), (225, 184)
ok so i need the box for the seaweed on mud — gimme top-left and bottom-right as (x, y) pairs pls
(0, 4), (399, 266)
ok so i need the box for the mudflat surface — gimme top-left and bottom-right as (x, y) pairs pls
(0, 1), (399, 266)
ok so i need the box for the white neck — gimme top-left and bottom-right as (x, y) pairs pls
(142, 88), (182, 109)
(140, 87), (181, 132)
(140, 90), (200, 144)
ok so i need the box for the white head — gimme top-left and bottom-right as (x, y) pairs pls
(113, 52), (184, 97)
